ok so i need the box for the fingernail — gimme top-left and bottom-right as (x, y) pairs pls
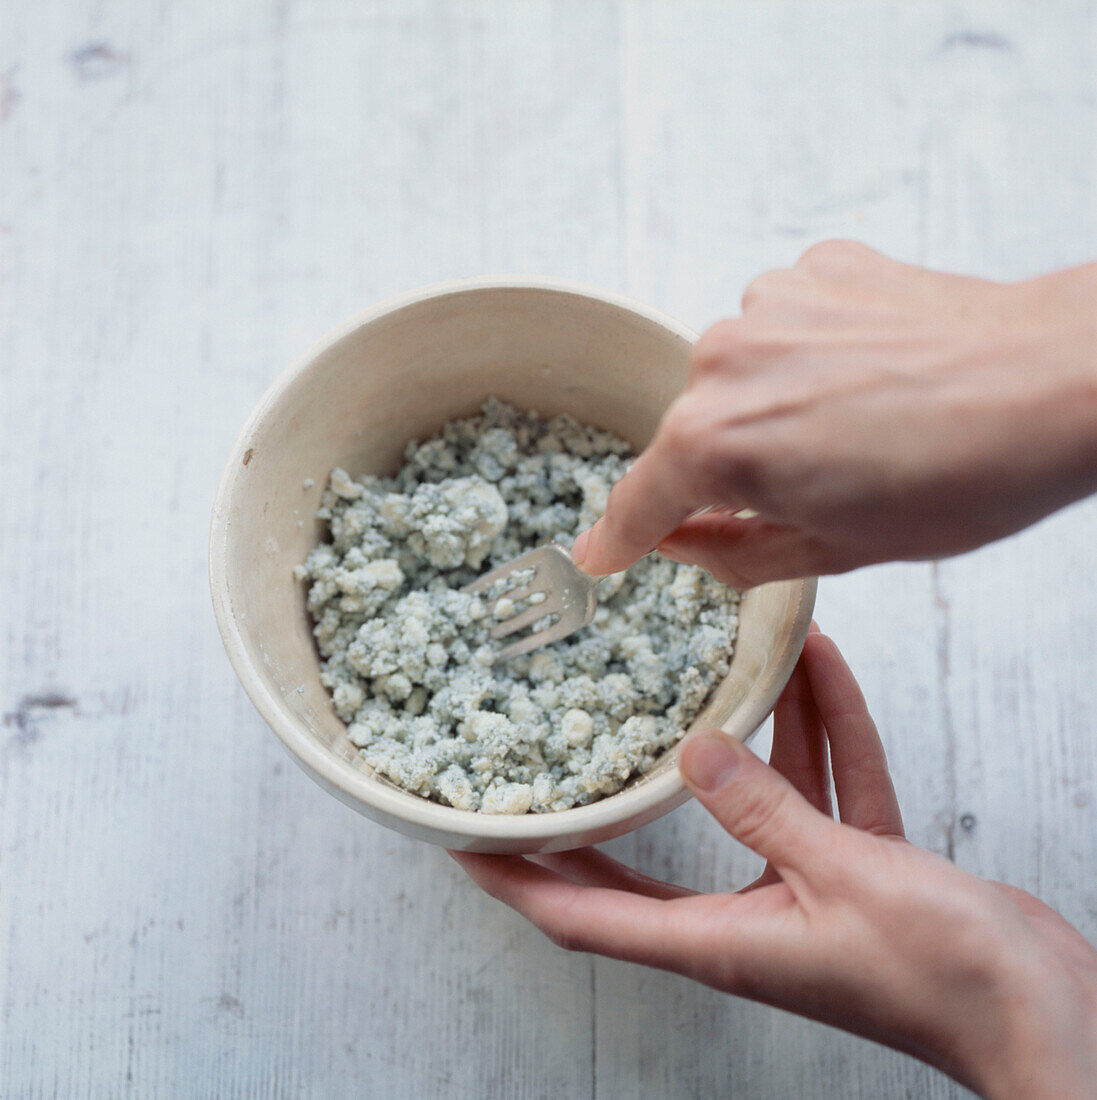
(679, 732), (742, 791)
(572, 528), (591, 567)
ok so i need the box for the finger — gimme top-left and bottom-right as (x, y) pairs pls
(658, 512), (832, 587)
(572, 433), (708, 576)
(740, 268), (823, 326)
(450, 852), (712, 968)
(451, 853), (807, 996)
(741, 268), (796, 312)
(744, 651), (833, 889)
(532, 847), (697, 900)
(769, 651), (833, 818)
(794, 239), (887, 279)
(802, 634), (905, 838)
(678, 729), (842, 891)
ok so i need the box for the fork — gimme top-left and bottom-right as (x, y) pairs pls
(462, 505), (748, 661)
(460, 544), (599, 661)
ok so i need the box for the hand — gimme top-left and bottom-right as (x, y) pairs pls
(570, 243), (1097, 583)
(451, 632), (1097, 1097)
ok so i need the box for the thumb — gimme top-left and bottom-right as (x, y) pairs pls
(679, 729), (838, 884)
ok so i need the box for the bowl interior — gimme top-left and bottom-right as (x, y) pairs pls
(211, 282), (815, 851)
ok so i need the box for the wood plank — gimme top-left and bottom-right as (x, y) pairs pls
(595, 2), (1095, 1097)
(1, 0), (1094, 1096)
(1, 1), (621, 1094)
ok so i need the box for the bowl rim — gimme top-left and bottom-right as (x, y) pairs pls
(209, 275), (817, 845)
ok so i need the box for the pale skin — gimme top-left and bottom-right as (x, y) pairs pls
(452, 632), (1097, 1097)
(571, 242), (1097, 584)
(453, 245), (1097, 1093)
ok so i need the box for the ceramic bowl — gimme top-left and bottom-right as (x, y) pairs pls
(209, 278), (816, 853)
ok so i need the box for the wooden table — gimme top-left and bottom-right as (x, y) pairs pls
(3, 2), (1095, 1095)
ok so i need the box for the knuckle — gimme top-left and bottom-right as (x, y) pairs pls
(658, 396), (778, 504)
(602, 479), (663, 554)
(690, 319), (742, 377)
(796, 238), (875, 275)
(659, 398), (705, 455)
(726, 781), (792, 852)
(740, 268), (795, 311)
(841, 745), (890, 786)
(536, 887), (594, 954)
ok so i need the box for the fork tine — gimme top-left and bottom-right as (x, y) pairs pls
(463, 543), (598, 661)
(493, 617), (574, 662)
(493, 633), (547, 662)
(497, 583), (534, 604)
(460, 547), (545, 595)
(490, 602), (558, 640)
(460, 564), (517, 596)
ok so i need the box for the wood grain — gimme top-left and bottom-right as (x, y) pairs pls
(2, 1), (1094, 1095)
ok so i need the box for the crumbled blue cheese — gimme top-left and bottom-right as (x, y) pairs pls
(295, 398), (740, 814)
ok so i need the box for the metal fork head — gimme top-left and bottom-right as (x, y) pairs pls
(460, 544), (599, 661)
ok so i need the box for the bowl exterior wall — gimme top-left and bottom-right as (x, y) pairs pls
(210, 278), (816, 852)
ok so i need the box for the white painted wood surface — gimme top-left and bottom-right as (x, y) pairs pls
(2, 1), (1095, 1095)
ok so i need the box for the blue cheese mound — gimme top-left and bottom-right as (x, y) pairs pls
(295, 398), (740, 814)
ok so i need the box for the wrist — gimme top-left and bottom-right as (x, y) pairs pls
(961, 951), (1097, 1099)
(1017, 261), (1097, 424)
(1000, 264), (1097, 505)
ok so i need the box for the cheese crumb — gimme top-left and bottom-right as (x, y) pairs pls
(296, 398), (740, 814)
(560, 708), (594, 746)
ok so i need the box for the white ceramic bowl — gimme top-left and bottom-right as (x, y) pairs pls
(209, 278), (816, 853)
